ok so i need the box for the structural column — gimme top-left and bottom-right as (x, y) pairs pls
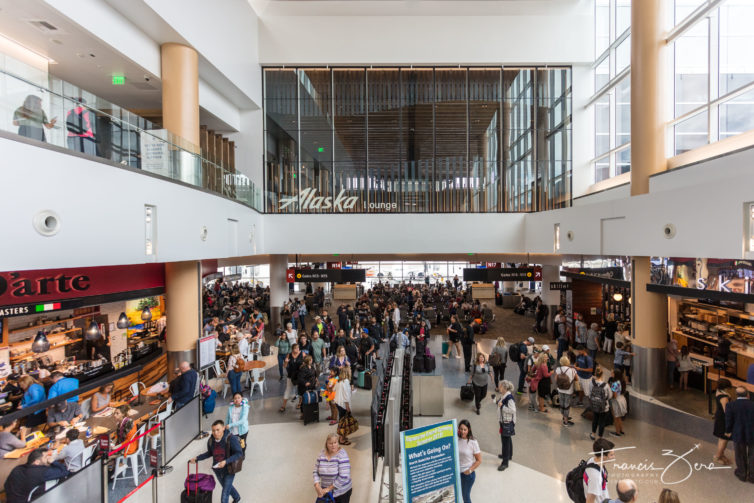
(165, 261), (202, 381)
(540, 264), (561, 337)
(629, 0), (670, 396)
(631, 257), (669, 395)
(161, 43), (200, 184)
(269, 255), (289, 338)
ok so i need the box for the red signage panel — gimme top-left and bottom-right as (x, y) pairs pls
(286, 268), (295, 283)
(0, 263), (165, 306)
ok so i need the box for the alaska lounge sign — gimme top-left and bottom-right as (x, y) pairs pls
(0, 264), (165, 308)
(279, 188), (397, 212)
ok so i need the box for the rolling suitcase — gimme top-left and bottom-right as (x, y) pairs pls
(361, 370), (373, 390)
(425, 355), (436, 372)
(302, 400), (319, 425)
(355, 370), (366, 388)
(182, 462), (214, 503)
(413, 356), (425, 373)
(442, 341), (449, 355)
(460, 385), (474, 401)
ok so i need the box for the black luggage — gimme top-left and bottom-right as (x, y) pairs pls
(413, 356), (426, 373)
(302, 401), (319, 425)
(425, 355), (436, 372)
(460, 385), (474, 401)
(181, 489), (212, 503)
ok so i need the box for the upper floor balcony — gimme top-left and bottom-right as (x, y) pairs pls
(0, 53), (263, 212)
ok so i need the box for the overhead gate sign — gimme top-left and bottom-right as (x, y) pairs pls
(463, 267), (542, 282)
(292, 269), (366, 283)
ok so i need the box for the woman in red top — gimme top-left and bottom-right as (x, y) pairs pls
(531, 354), (552, 413)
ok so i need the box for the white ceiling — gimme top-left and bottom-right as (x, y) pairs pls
(249, 0), (582, 17)
(0, 0), (237, 132)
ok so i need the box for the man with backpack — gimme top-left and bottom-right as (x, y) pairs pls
(512, 337), (533, 394)
(565, 438), (614, 503)
(190, 419), (243, 503)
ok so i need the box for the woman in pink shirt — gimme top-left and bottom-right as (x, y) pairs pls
(531, 353), (552, 413)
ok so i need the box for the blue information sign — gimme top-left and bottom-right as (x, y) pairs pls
(400, 419), (461, 503)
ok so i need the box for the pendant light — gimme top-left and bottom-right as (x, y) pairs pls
(86, 321), (102, 340)
(31, 331), (50, 353)
(116, 312), (129, 329)
(613, 293), (623, 302)
(141, 306), (153, 321)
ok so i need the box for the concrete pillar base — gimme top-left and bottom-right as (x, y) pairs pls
(632, 346), (667, 395)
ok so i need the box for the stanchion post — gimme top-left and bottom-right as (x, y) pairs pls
(102, 457), (109, 503)
(158, 421), (173, 475)
(151, 468), (158, 503)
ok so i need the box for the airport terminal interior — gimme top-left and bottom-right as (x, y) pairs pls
(2, 1), (754, 502)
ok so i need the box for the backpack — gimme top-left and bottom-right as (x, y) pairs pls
(589, 379), (608, 412)
(508, 342), (522, 363)
(565, 460), (602, 503)
(489, 350), (503, 367)
(556, 367), (572, 391)
(260, 341), (271, 356)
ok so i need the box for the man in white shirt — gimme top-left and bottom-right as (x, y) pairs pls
(392, 303), (401, 328)
(285, 323), (298, 346)
(584, 438), (614, 503)
(54, 429), (85, 472)
(237, 334), (250, 359)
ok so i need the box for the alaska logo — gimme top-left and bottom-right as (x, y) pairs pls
(279, 188), (359, 212)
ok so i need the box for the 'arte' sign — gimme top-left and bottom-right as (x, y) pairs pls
(0, 264), (165, 307)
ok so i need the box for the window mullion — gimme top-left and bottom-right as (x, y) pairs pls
(708, 7), (720, 143)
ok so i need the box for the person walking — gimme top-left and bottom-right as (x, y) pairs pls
(516, 337), (534, 394)
(712, 378), (734, 465)
(467, 354), (492, 415)
(657, 488), (681, 503)
(725, 386), (754, 482)
(608, 368), (628, 437)
(191, 420), (243, 503)
(457, 419), (481, 503)
(583, 438), (615, 503)
(443, 315), (463, 359)
(461, 321), (476, 372)
(586, 323), (601, 365)
(602, 314), (617, 354)
(225, 392), (250, 454)
(589, 366), (611, 441)
(496, 380), (516, 471)
(489, 337), (508, 389)
(226, 347), (246, 394)
(334, 367), (353, 445)
(531, 353), (552, 413)
(279, 344), (303, 413)
(313, 433), (352, 503)
(275, 330), (291, 380)
(554, 356), (578, 427)
(677, 346), (694, 391)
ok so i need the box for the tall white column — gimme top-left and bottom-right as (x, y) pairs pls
(269, 255), (289, 335)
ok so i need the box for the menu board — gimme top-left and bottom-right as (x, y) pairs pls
(198, 334), (217, 370)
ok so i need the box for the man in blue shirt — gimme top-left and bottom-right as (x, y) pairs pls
(47, 372), (79, 403)
(171, 361), (199, 409)
(573, 345), (594, 407)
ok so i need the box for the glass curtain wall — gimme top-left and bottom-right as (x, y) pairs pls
(264, 66), (572, 213)
(589, 0), (632, 184)
(670, 0), (754, 155)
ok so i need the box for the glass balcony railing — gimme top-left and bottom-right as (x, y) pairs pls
(0, 54), (263, 212)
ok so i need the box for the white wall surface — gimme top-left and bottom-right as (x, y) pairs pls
(143, 0), (262, 106)
(228, 109), (264, 184)
(258, 9), (593, 65)
(199, 79), (242, 132)
(263, 213), (526, 255)
(0, 137), (264, 271)
(524, 145), (754, 259)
